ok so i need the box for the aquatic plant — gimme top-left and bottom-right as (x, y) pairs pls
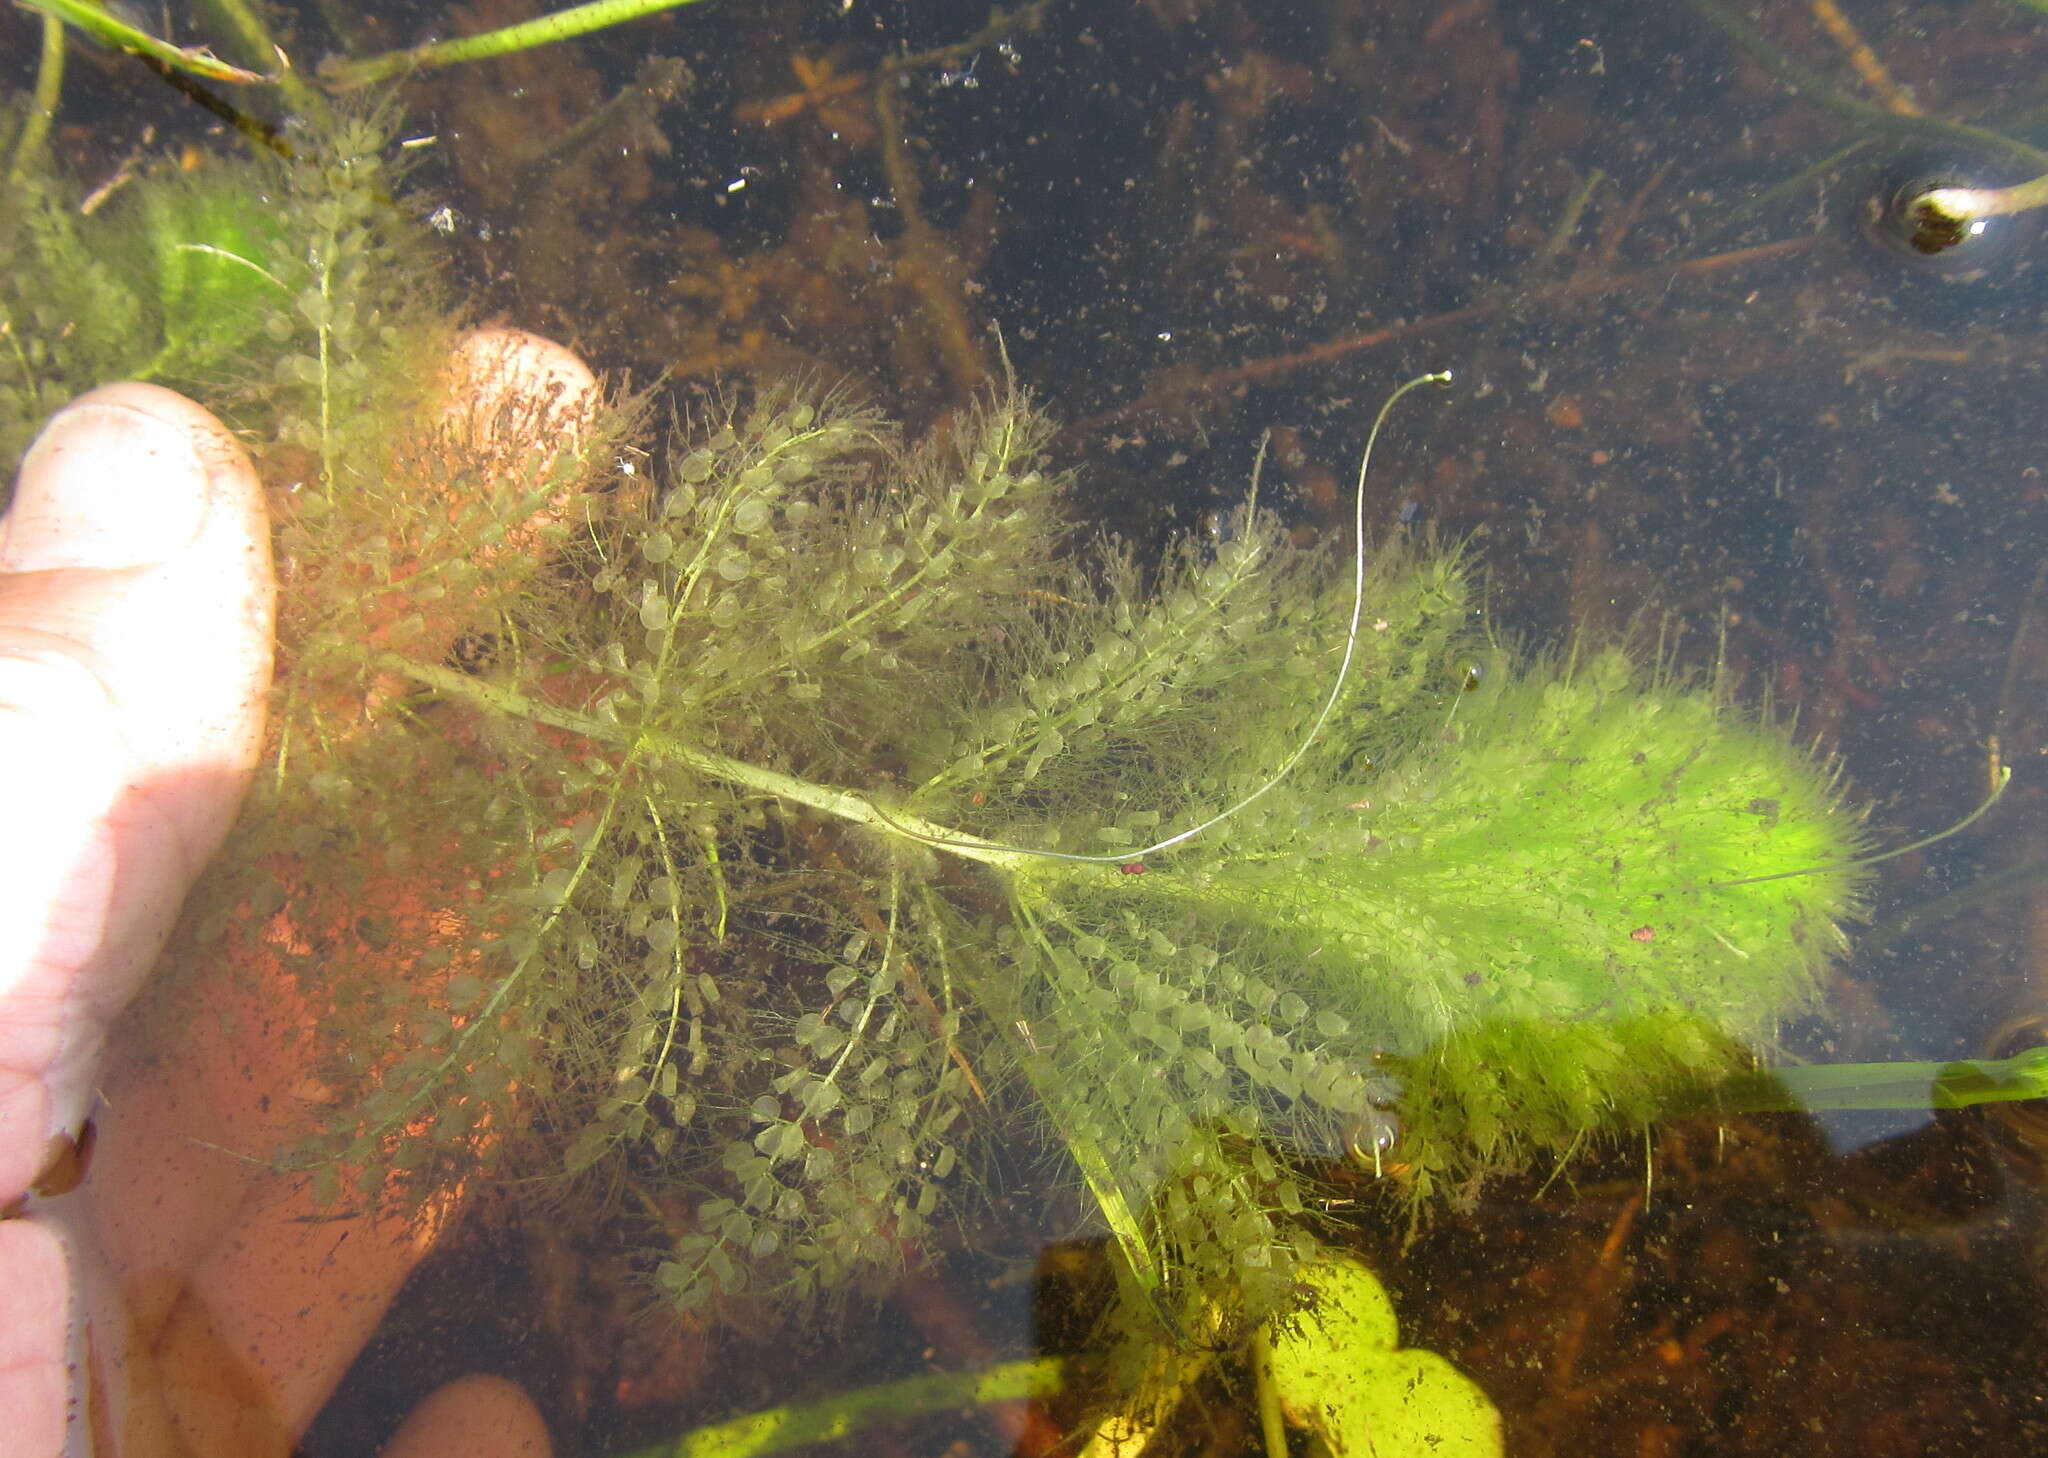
(0, 99), (440, 486)
(13, 0), (718, 89)
(1255, 1254), (1501, 1456)
(3, 107), (1866, 1330)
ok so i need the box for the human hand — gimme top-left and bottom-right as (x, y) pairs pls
(0, 378), (273, 1453)
(1, 331), (597, 1457)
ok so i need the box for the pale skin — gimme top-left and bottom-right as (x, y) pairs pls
(0, 330), (591, 1457)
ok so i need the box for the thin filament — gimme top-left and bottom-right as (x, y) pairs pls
(869, 369), (1454, 867)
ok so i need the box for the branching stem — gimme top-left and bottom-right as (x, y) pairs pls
(375, 654), (1035, 872)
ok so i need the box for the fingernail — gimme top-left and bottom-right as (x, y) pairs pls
(1, 399), (213, 572)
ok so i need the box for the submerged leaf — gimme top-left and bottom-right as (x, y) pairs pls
(1263, 1256), (1502, 1458)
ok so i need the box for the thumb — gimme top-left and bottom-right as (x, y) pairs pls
(0, 382), (273, 1199)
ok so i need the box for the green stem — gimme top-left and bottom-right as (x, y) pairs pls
(1912, 173), (2048, 232)
(889, 370), (1454, 868)
(385, 659), (2048, 1128)
(1251, 1324), (1290, 1458)
(13, 0), (267, 83)
(1713, 1047), (2048, 1114)
(5, 12), (65, 187)
(1702, 765), (2010, 891)
(607, 1356), (1065, 1458)
(188, 0), (323, 113)
(377, 655), (1035, 872)
(319, 0), (718, 91)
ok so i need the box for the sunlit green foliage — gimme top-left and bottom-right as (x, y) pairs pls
(0, 101), (438, 485)
(7, 103), (1865, 1325)
(1257, 1255), (1502, 1456)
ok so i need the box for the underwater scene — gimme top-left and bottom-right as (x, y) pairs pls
(3, 0), (2047, 1454)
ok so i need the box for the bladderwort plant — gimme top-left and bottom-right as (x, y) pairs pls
(5, 102), (1890, 1335)
(0, 93), (444, 486)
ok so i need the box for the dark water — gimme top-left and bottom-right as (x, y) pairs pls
(10, 1), (2048, 1454)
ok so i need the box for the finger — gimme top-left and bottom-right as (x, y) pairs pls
(90, 333), (598, 1454)
(442, 326), (602, 453)
(0, 1219), (71, 1456)
(384, 1375), (553, 1458)
(90, 333), (600, 1311)
(84, 952), (321, 1344)
(151, 1178), (463, 1457)
(0, 381), (273, 1204)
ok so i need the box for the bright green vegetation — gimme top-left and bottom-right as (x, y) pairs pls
(2, 107), (1865, 1328)
(0, 100), (442, 489)
(1256, 1255), (1501, 1457)
(616, 1356), (1067, 1458)
(14, 0), (715, 91)
(621, 1255), (1501, 1458)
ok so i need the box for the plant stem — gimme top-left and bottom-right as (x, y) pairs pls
(1708, 1047), (2048, 1114)
(5, 12), (65, 187)
(1250, 1324), (1289, 1458)
(607, 1356), (1065, 1458)
(319, 0), (718, 91)
(378, 654), (1035, 872)
(189, 0), (323, 113)
(12, 0), (267, 84)
(1918, 172), (2048, 223)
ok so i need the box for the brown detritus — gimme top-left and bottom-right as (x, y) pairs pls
(735, 50), (875, 145)
(1370, 1111), (2035, 1458)
(1594, 161), (1675, 270)
(426, 0), (612, 216)
(1808, 0), (1922, 118)
(1080, 238), (1816, 432)
(1264, 425), (1341, 528)
(872, 76), (995, 403)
